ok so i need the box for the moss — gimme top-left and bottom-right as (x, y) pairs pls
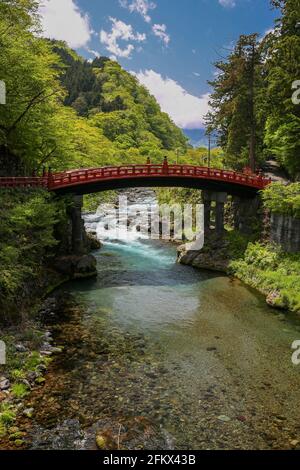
(9, 431), (25, 440)
(24, 351), (43, 370)
(11, 383), (29, 398)
(96, 434), (107, 450)
(35, 376), (45, 385)
(0, 422), (7, 437)
(10, 369), (26, 380)
(14, 439), (24, 447)
(0, 404), (16, 425)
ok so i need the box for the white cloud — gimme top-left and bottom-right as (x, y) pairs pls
(87, 48), (100, 58)
(152, 23), (170, 45)
(100, 17), (146, 59)
(39, 0), (92, 48)
(120, 1), (170, 45)
(219, 0), (236, 7)
(133, 70), (210, 129)
(119, 0), (156, 23)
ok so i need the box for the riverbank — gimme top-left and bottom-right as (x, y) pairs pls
(0, 295), (67, 448)
(0, 189), (101, 447)
(178, 231), (300, 315)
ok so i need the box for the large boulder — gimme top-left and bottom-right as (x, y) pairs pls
(53, 255), (97, 279)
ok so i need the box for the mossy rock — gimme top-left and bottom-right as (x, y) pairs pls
(14, 439), (24, 447)
(96, 434), (107, 450)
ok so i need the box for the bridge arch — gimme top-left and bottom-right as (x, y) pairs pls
(47, 163), (270, 198)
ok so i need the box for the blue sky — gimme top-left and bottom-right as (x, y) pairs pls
(39, 0), (278, 130)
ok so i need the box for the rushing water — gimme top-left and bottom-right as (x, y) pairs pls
(26, 189), (300, 450)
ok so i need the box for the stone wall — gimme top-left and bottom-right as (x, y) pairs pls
(232, 195), (262, 235)
(270, 213), (300, 253)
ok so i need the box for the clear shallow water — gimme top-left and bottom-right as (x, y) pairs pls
(27, 190), (300, 450)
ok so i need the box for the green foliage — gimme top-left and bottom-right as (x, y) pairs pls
(207, 1), (300, 178)
(226, 230), (254, 258)
(0, 0), (67, 174)
(83, 191), (117, 212)
(0, 190), (68, 317)
(207, 34), (264, 171)
(263, 1), (300, 178)
(230, 242), (300, 312)
(261, 182), (300, 217)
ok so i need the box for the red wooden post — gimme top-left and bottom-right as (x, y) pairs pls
(163, 156), (169, 175)
(47, 167), (53, 189)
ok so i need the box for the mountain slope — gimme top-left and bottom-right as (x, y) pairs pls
(53, 43), (188, 157)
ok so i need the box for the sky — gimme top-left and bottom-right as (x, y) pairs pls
(38, 0), (278, 131)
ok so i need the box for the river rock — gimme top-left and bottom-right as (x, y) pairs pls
(0, 377), (10, 390)
(177, 235), (230, 273)
(217, 415), (231, 422)
(87, 232), (102, 251)
(23, 408), (34, 418)
(53, 255), (97, 279)
(266, 291), (287, 310)
(15, 343), (27, 353)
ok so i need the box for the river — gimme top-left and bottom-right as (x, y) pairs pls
(25, 189), (300, 450)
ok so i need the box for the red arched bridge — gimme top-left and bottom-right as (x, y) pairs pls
(0, 162), (271, 197)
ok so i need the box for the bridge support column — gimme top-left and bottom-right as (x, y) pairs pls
(70, 195), (85, 255)
(215, 192), (228, 235)
(202, 191), (213, 234)
(232, 195), (261, 235)
(202, 191), (227, 236)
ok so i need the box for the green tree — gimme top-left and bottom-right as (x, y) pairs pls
(263, 0), (300, 178)
(206, 34), (264, 171)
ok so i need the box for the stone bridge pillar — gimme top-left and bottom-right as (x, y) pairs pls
(202, 191), (228, 236)
(215, 192), (228, 235)
(70, 195), (85, 255)
(202, 190), (212, 234)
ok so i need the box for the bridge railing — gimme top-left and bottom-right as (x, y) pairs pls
(0, 177), (48, 189)
(0, 165), (271, 190)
